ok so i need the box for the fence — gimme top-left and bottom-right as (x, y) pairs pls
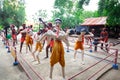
(67, 47), (118, 80)
(4, 36), (119, 80)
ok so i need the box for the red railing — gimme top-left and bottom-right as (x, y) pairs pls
(67, 48), (118, 80)
(9, 46), (44, 79)
(18, 53), (44, 80)
(17, 52), (44, 80)
(8, 36), (118, 80)
(7, 38), (44, 80)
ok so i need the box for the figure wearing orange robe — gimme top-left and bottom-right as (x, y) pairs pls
(50, 39), (65, 67)
(25, 33), (33, 46)
(35, 41), (42, 52)
(39, 19), (69, 79)
(73, 31), (86, 65)
(74, 35), (84, 50)
(32, 32), (43, 64)
(100, 28), (108, 49)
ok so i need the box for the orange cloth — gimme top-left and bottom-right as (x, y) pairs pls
(74, 41), (84, 50)
(50, 40), (65, 67)
(74, 35), (84, 50)
(25, 34), (33, 45)
(35, 42), (42, 52)
(11, 47), (16, 58)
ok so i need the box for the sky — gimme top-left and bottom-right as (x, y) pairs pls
(83, 0), (99, 11)
(25, 0), (99, 22)
(25, 0), (55, 21)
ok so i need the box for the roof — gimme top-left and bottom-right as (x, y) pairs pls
(81, 17), (107, 26)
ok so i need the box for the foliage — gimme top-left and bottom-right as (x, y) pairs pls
(77, 0), (90, 8)
(53, 0), (120, 29)
(98, 0), (107, 16)
(32, 9), (47, 23)
(53, 0), (75, 28)
(32, 9), (47, 31)
(98, 0), (120, 26)
(0, 25), (3, 30)
(0, 0), (26, 28)
(53, 0), (95, 29)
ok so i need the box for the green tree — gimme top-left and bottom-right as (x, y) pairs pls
(77, 0), (90, 9)
(53, 0), (91, 29)
(98, 0), (107, 16)
(98, 0), (120, 38)
(13, 1), (26, 27)
(32, 9), (47, 31)
(98, 0), (120, 26)
(32, 9), (47, 23)
(53, 0), (77, 28)
(0, 0), (26, 28)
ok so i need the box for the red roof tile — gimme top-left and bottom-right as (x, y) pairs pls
(81, 17), (107, 26)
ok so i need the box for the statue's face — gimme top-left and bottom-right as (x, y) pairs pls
(22, 24), (26, 29)
(23, 26), (25, 29)
(56, 22), (61, 27)
(81, 32), (86, 35)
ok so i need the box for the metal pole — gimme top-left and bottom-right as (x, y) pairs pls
(114, 50), (118, 64)
(112, 49), (118, 69)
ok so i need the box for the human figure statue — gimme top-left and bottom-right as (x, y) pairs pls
(17, 24), (26, 53)
(32, 31), (43, 64)
(100, 28), (108, 50)
(73, 29), (86, 65)
(39, 18), (69, 80)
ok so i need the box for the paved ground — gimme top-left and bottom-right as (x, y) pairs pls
(98, 38), (120, 80)
(99, 67), (120, 80)
(0, 36), (120, 80)
(0, 39), (28, 80)
(16, 37), (120, 80)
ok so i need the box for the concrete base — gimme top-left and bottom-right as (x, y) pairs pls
(67, 50), (70, 52)
(112, 64), (118, 70)
(13, 61), (19, 66)
(6, 46), (8, 48)
(89, 50), (93, 52)
(7, 50), (11, 53)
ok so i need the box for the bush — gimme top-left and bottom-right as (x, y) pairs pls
(0, 25), (3, 30)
